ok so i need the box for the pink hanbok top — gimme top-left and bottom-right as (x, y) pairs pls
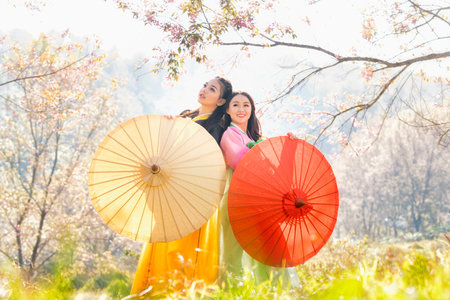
(220, 124), (253, 170)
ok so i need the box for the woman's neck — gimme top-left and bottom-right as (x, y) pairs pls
(199, 106), (215, 115)
(231, 122), (248, 135)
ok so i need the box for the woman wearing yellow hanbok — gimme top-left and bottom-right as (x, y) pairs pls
(131, 77), (233, 294)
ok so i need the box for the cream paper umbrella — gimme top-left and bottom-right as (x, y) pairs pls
(88, 115), (226, 242)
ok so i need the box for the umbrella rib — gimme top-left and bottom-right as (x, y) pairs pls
(156, 116), (162, 158)
(300, 216), (305, 264)
(171, 171), (226, 182)
(97, 145), (143, 165)
(309, 207), (338, 221)
(309, 202), (339, 207)
(233, 165), (287, 197)
(277, 137), (301, 192)
(265, 137), (293, 192)
(145, 115), (155, 158)
(237, 207), (286, 246)
(169, 149), (224, 167)
(164, 126), (207, 163)
(297, 140), (305, 190)
(303, 163), (331, 196)
(293, 140), (299, 192)
(135, 185), (151, 241)
(307, 177), (338, 199)
(231, 191), (282, 207)
(229, 181), (284, 201)
(291, 216), (298, 265)
(107, 134), (146, 164)
(229, 203), (285, 221)
(96, 177), (143, 214)
(157, 187), (167, 242)
(261, 214), (292, 266)
(120, 123), (148, 162)
(91, 158), (137, 169)
(134, 118), (152, 160)
(169, 175), (225, 199)
(161, 184), (197, 232)
(164, 180), (211, 222)
(302, 217), (318, 256)
(228, 189), (284, 205)
(106, 180), (146, 230)
(91, 176), (140, 200)
(301, 151), (325, 193)
(158, 118), (176, 158)
(89, 170), (136, 174)
(307, 209), (337, 232)
(304, 213), (326, 246)
(229, 201), (283, 208)
(159, 118), (190, 162)
(278, 216), (294, 267)
(88, 173), (140, 187)
(307, 191), (339, 203)
(159, 185), (183, 240)
(243, 211), (290, 259)
(300, 142), (315, 192)
(257, 214), (291, 264)
(119, 181), (147, 235)
(170, 162), (225, 170)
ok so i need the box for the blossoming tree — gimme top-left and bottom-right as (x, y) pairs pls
(333, 112), (449, 239)
(0, 33), (119, 280)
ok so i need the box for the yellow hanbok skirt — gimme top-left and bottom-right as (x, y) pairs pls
(130, 209), (219, 294)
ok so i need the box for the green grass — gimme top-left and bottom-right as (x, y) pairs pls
(1, 236), (448, 299)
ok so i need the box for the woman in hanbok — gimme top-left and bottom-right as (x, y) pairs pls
(219, 91), (300, 287)
(131, 77), (233, 295)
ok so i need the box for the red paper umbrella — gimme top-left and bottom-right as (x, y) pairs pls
(228, 136), (339, 267)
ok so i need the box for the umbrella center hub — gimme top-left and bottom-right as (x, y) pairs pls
(150, 164), (160, 174)
(295, 198), (307, 208)
(283, 190), (312, 218)
(140, 158), (170, 187)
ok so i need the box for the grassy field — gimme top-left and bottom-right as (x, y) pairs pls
(1, 236), (449, 299)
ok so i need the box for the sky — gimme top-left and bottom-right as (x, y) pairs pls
(0, 0), (160, 58)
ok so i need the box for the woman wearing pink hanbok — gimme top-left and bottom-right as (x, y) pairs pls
(219, 91), (300, 288)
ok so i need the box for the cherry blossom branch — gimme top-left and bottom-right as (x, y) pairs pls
(407, 0), (450, 26)
(0, 55), (87, 87)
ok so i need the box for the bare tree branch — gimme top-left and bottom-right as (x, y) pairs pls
(315, 65), (409, 143)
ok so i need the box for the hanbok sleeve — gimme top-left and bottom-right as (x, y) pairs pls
(220, 128), (250, 170)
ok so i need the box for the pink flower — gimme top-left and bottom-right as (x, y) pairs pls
(361, 67), (374, 82)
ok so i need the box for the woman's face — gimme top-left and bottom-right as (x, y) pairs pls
(226, 94), (252, 128)
(198, 79), (223, 109)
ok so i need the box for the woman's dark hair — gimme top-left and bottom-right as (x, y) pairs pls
(202, 77), (233, 130)
(224, 91), (261, 141)
(180, 77), (233, 130)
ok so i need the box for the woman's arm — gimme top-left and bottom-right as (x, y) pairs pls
(220, 128), (250, 170)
